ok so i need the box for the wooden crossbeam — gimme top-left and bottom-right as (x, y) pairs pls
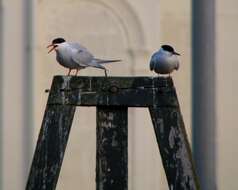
(47, 76), (178, 107)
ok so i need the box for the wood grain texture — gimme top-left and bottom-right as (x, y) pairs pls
(149, 107), (200, 190)
(26, 105), (76, 190)
(26, 76), (199, 190)
(96, 106), (128, 190)
(47, 76), (178, 107)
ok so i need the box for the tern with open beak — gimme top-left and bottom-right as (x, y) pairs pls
(47, 37), (121, 76)
(150, 45), (180, 75)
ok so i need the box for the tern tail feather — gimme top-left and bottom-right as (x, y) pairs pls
(94, 58), (122, 64)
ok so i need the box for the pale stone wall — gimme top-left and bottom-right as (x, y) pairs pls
(35, 1), (165, 189)
(216, 0), (238, 189)
(1, 0), (238, 189)
(2, 0), (31, 189)
(34, 1), (192, 189)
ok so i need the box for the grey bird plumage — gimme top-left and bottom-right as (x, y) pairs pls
(47, 38), (121, 76)
(150, 45), (180, 75)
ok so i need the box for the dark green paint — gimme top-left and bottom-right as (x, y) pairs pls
(26, 76), (199, 190)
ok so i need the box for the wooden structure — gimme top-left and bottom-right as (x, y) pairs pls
(26, 76), (200, 190)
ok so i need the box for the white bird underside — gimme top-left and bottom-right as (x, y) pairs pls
(150, 50), (179, 74)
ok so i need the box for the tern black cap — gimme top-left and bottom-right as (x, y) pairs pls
(52, 38), (66, 44)
(161, 45), (174, 53)
(161, 44), (180, 55)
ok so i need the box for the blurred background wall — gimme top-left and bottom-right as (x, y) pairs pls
(0, 0), (238, 189)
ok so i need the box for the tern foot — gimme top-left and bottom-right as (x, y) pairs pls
(75, 69), (79, 76)
(67, 69), (72, 76)
(104, 69), (108, 77)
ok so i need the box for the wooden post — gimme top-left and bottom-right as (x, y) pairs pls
(149, 107), (200, 190)
(26, 105), (76, 190)
(26, 76), (200, 190)
(96, 106), (128, 190)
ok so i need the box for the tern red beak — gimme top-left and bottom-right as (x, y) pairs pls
(47, 44), (56, 54)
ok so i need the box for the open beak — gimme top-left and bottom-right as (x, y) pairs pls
(47, 44), (56, 54)
(174, 52), (181, 56)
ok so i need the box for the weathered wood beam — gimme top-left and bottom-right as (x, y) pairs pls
(149, 107), (200, 190)
(26, 75), (200, 190)
(96, 106), (128, 190)
(47, 76), (178, 107)
(26, 105), (76, 190)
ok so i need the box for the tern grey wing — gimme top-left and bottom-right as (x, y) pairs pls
(150, 52), (158, 71)
(69, 42), (105, 68)
(71, 48), (95, 67)
(68, 42), (88, 51)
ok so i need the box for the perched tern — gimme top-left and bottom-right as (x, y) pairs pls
(150, 45), (180, 75)
(47, 38), (121, 76)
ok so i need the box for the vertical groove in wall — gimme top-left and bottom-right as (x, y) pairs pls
(22, 0), (34, 184)
(0, 0), (3, 189)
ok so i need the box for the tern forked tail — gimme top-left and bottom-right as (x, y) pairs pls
(94, 58), (122, 64)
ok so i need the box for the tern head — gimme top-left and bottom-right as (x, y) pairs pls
(161, 45), (180, 56)
(47, 37), (66, 53)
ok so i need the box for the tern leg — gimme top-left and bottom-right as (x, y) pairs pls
(104, 69), (108, 77)
(67, 69), (72, 76)
(93, 64), (108, 77)
(75, 69), (79, 76)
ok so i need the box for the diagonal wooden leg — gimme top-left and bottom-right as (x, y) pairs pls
(26, 105), (76, 190)
(149, 107), (200, 190)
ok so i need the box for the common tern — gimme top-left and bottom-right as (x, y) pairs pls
(150, 45), (180, 75)
(47, 38), (121, 76)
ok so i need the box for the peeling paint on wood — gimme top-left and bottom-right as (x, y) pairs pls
(149, 107), (200, 190)
(26, 76), (199, 190)
(25, 105), (76, 190)
(96, 106), (128, 190)
(47, 76), (178, 107)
